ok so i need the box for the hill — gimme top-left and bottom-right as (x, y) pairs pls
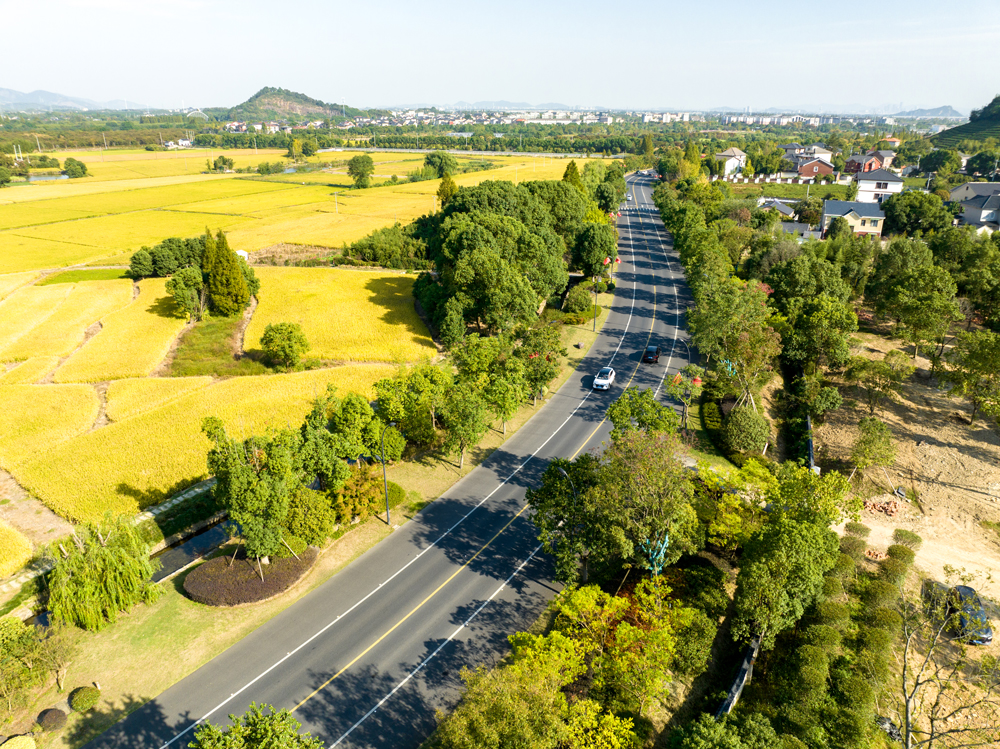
(931, 94), (1000, 147)
(0, 87), (149, 111)
(894, 105), (965, 118)
(226, 87), (387, 121)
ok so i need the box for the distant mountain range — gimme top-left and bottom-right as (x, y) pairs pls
(0, 87), (145, 111)
(893, 105), (965, 118)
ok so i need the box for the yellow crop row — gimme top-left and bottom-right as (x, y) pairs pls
(0, 235), (116, 274)
(245, 267), (435, 363)
(55, 278), (188, 382)
(0, 174), (238, 205)
(0, 357), (61, 384)
(105, 376), (213, 422)
(14, 365), (392, 521)
(0, 271), (40, 301)
(0, 384), (99, 470)
(0, 283), (74, 354)
(0, 279), (134, 361)
(0, 520), (32, 578)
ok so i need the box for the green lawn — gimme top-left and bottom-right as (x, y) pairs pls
(729, 183), (848, 200)
(166, 316), (270, 377)
(37, 268), (130, 285)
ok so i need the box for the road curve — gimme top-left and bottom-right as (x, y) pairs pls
(84, 173), (697, 749)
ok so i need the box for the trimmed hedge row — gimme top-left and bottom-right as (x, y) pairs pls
(184, 547), (318, 606)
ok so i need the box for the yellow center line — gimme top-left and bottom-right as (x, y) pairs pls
(290, 502), (531, 713)
(571, 178), (657, 459)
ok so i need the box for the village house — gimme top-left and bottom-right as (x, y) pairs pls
(854, 169), (903, 203)
(821, 200), (885, 237)
(715, 146), (748, 175)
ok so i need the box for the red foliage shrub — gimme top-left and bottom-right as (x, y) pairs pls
(183, 547), (318, 606)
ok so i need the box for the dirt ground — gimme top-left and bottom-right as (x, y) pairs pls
(817, 332), (1000, 600)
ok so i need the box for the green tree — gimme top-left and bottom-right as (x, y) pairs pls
(211, 155), (234, 172)
(47, 514), (161, 631)
(165, 266), (205, 322)
(594, 182), (618, 213)
(526, 455), (602, 584)
(63, 157), (88, 178)
(206, 230), (250, 316)
(590, 430), (700, 572)
(0, 166), (11, 187)
(300, 139), (317, 158)
(827, 215), (851, 240)
(794, 196), (823, 225)
(919, 149), (962, 175)
(605, 387), (679, 441)
(128, 248), (153, 279)
(485, 373), (526, 434)
(851, 416), (896, 485)
(782, 295), (859, 371)
(743, 155), (754, 176)
(732, 515), (839, 649)
(516, 325), (566, 404)
(572, 223), (618, 277)
(845, 180), (859, 201)
(441, 383), (490, 469)
(941, 329), (1000, 424)
(883, 191), (952, 236)
(260, 322), (309, 368)
(844, 350), (916, 415)
(190, 703), (324, 749)
(437, 172), (458, 206)
(203, 418), (298, 564)
(665, 364), (705, 431)
(724, 405), (769, 454)
(562, 160), (585, 193)
(894, 265), (961, 359)
(425, 151), (458, 178)
(347, 154), (375, 188)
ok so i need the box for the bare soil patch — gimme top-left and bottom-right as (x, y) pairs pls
(250, 244), (336, 264)
(183, 546), (319, 606)
(818, 332), (1000, 598)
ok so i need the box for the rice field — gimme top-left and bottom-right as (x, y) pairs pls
(54, 278), (188, 382)
(0, 357), (62, 384)
(0, 151), (601, 272)
(0, 384), (99, 469)
(245, 267), (436, 362)
(0, 279), (133, 361)
(0, 520), (33, 578)
(14, 365), (392, 521)
(0, 271), (40, 300)
(105, 376), (213, 422)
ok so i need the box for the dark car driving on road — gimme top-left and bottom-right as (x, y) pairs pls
(642, 344), (661, 363)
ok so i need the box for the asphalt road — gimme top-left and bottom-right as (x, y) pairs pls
(84, 173), (697, 749)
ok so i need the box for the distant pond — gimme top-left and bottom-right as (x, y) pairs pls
(28, 173), (69, 181)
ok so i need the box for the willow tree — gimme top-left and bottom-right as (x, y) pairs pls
(48, 514), (161, 631)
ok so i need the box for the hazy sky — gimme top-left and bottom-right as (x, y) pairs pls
(4, 0), (997, 113)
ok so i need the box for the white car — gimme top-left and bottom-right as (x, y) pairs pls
(593, 367), (616, 390)
(626, 194), (632, 200)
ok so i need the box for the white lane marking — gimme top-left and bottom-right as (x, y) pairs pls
(154, 181), (646, 749)
(328, 543), (545, 747)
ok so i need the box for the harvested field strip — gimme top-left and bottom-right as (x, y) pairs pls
(105, 376), (214, 422)
(0, 271), (40, 300)
(0, 357), (62, 384)
(54, 278), (188, 382)
(0, 384), (99, 469)
(0, 279), (134, 361)
(15, 365), (392, 521)
(245, 267), (436, 362)
(0, 283), (74, 355)
(0, 174), (239, 205)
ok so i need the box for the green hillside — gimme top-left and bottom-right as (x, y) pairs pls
(932, 94), (1000, 147)
(225, 87), (383, 122)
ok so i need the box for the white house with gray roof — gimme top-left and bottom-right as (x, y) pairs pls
(715, 147), (747, 175)
(854, 169), (903, 204)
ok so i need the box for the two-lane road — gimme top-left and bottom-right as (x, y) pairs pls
(86, 174), (697, 749)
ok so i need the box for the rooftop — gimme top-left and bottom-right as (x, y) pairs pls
(855, 168), (903, 183)
(823, 200), (886, 218)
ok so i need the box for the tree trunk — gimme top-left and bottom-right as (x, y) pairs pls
(502, 420), (506, 435)
(459, 447), (465, 470)
(56, 667), (67, 692)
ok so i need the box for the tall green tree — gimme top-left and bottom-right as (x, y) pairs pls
(437, 172), (458, 205)
(572, 223), (618, 277)
(425, 151), (458, 178)
(47, 514), (161, 631)
(605, 387), (679, 441)
(894, 265), (961, 359)
(941, 330), (1000, 424)
(165, 266), (205, 322)
(851, 416), (896, 485)
(441, 383), (491, 469)
(203, 418), (298, 563)
(883, 191), (952, 236)
(562, 160), (585, 193)
(206, 230), (250, 316)
(347, 154), (375, 188)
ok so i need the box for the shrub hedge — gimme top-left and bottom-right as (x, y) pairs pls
(839, 536), (866, 561)
(672, 608), (717, 676)
(69, 686), (100, 712)
(844, 522), (870, 539)
(183, 547), (318, 606)
(886, 544), (915, 566)
(830, 553), (856, 579)
(822, 576), (843, 599)
(863, 580), (899, 609)
(892, 529), (923, 550)
(723, 405), (769, 454)
(38, 709), (66, 732)
(272, 535), (307, 559)
(880, 557), (909, 585)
